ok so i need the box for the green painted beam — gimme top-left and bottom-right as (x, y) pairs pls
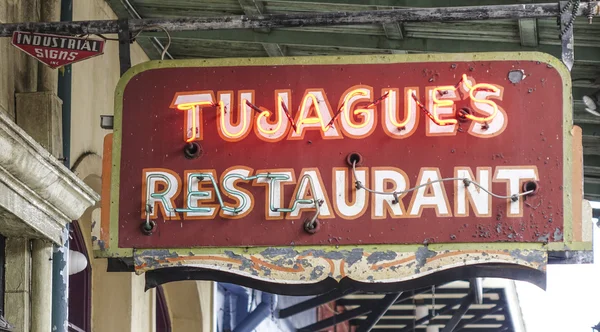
(137, 38), (164, 59)
(105, 0), (132, 18)
(579, 124), (600, 137)
(519, 18), (538, 46)
(584, 178), (600, 201)
(583, 135), (600, 155)
(585, 165), (600, 178)
(574, 111), (600, 126)
(517, 0), (538, 47)
(377, 6), (403, 40)
(237, 0), (285, 56)
(573, 87), (599, 101)
(237, 0), (266, 16)
(584, 155), (600, 177)
(262, 43), (286, 56)
(141, 28), (600, 62)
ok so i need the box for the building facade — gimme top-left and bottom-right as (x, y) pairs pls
(3, 1), (572, 331)
(0, 0), (214, 331)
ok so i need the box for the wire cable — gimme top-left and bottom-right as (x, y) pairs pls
(351, 161), (533, 202)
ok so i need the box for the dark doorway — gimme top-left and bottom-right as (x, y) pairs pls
(68, 221), (91, 332)
(156, 285), (171, 332)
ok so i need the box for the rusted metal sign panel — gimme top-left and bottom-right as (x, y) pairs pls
(11, 31), (104, 69)
(97, 53), (588, 292)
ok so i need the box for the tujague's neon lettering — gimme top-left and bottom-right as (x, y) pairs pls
(171, 74), (505, 143)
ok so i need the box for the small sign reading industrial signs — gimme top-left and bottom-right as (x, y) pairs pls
(98, 53), (589, 293)
(11, 31), (104, 69)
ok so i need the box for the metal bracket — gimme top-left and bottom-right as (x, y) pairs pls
(559, 1), (578, 71)
(278, 288), (357, 319)
(440, 292), (475, 332)
(117, 18), (131, 77)
(470, 278), (483, 305)
(356, 293), (403, 332)
(548, 250), (594, 264)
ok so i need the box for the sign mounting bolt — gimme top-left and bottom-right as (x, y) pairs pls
(184, 142), (203, 159)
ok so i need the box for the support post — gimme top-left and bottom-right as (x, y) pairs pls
(58, 0), (73, 168)
(31, 240), (53, 332)
(4, 239), (30, 332)
(51, 0), (72, 328)
(356, 292), (402, 332)
(51, 227), (69, 332)
(118, 19), (132, 76)
(37, 0), (61, 93)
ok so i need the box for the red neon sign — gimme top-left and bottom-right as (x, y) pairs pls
(108, 58), (568, 250)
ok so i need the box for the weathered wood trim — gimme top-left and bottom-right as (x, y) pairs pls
(141, 28), (600, 62)
(1, 2), (598, 37)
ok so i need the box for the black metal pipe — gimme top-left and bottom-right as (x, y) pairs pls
(297, 287), (431, 332)
(278, 288), (357, 319)
(297, 304), (369, 332)
(356, 292), (402, 332)
(454, 305), (504, 332)
(397, 296), (467, 332)
(0, 2), (598, 37)
(117, 19), (131, 76)
(51, 227), (69, 332)
(440, 293), (474, 332)
(52, 0), (72, 330)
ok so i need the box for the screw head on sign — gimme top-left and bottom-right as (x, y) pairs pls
(304, 219), (320, 234)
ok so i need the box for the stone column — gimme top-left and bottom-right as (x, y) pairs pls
(37, 0), (61, 93)
(4, 238), (31, 332)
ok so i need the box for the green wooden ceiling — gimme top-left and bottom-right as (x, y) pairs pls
(106, 0), (600, 201)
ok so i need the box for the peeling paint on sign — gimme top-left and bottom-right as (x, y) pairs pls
(133, 246), (547, 283)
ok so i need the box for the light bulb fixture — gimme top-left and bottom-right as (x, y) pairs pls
(69, 249), (88, 276)
(582, 90), (600, 117)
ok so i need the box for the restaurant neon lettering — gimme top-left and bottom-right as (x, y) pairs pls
(141, 165), (539, 221)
